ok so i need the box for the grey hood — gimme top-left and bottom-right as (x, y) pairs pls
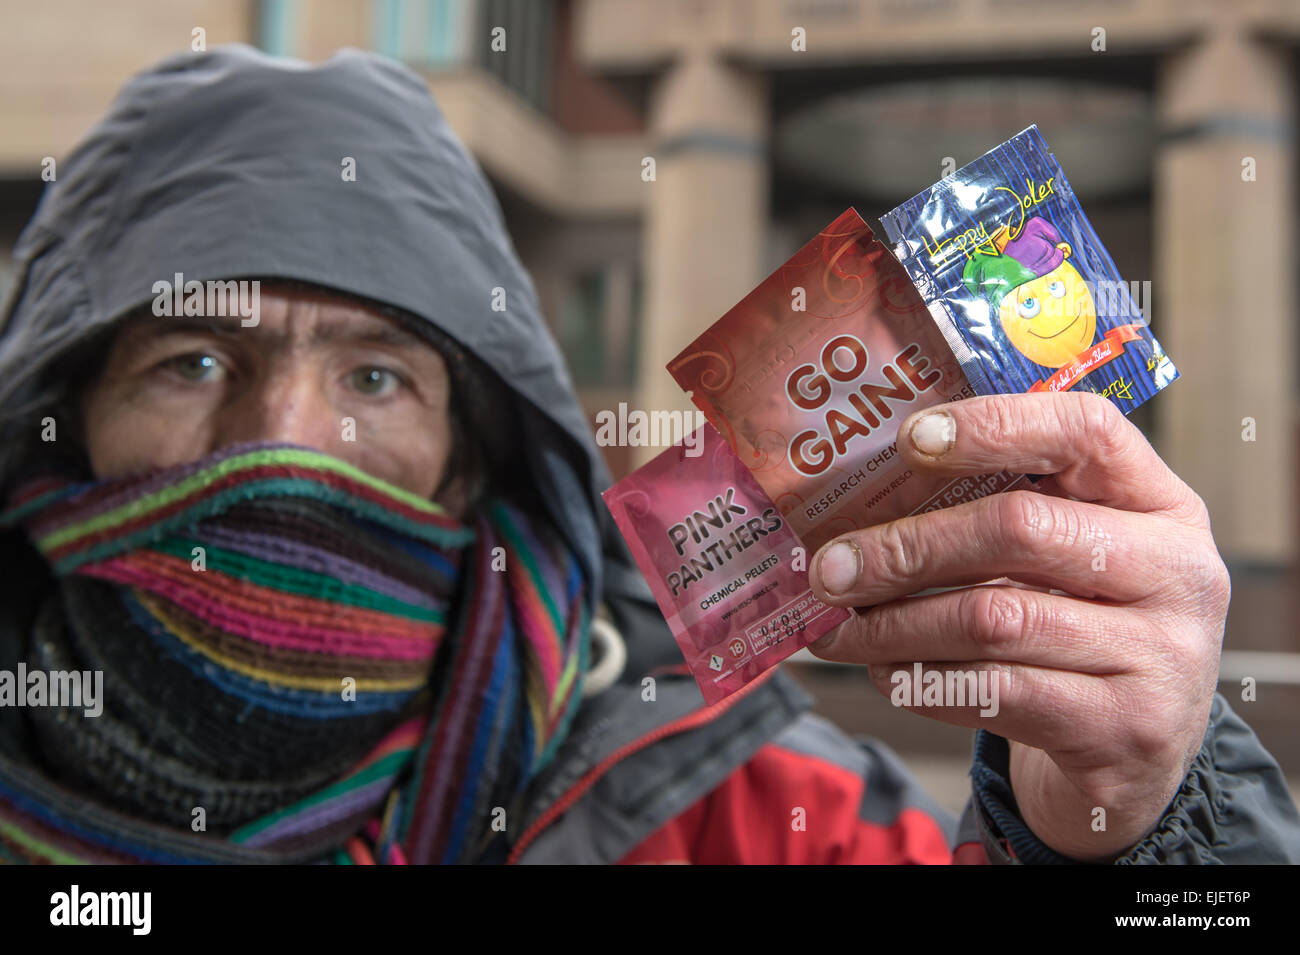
(0, 43), (667, 671)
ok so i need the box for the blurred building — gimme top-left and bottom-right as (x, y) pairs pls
(1, 0), (1297, 787)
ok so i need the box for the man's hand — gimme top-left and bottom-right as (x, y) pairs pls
(806, 391), (1230, 861)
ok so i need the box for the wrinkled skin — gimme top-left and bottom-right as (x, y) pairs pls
(808, 391), (1230, 861)
(81, 284), (467, 513)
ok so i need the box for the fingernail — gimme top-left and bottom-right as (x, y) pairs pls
(818, 541), (861, 596)
(909, 409), (955, 457)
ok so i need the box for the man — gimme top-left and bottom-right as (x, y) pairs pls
(0, 45), (1295, 864)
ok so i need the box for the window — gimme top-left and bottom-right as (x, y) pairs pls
(369, 0), (555, 113)
(474, 0), (553, 113)
(257, 0), (297, 57)
(373, 0), (475, 69)
(557, 264), (640, 389)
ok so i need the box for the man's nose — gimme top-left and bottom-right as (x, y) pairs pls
(214, 368), (346, 454)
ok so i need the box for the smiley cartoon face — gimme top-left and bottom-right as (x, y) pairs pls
(962, 217), (1099, 371)
(996, 247), (1097, 368)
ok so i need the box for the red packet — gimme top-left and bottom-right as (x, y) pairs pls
(669, 208), (1027, 556)
(602, 423), (850, 705)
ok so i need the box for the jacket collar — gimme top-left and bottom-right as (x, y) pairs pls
(511, 667), (815, 864)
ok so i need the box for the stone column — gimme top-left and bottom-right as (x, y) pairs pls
(633, 46), (768, 466)
(1155, 22), (1295, 566)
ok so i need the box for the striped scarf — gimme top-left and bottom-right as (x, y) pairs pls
(0, 442), (591, 863)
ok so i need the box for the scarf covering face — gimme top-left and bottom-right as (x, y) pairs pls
(0, 442), (591, 864)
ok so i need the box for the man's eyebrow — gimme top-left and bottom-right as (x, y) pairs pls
(128, 317), (244, 337)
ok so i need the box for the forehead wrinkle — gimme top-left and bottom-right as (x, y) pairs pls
(272, 294), (431, 352)
(113, 294), (437, 364)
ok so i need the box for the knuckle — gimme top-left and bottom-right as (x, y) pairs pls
(1211, 556), (1232, 609)
(1160, 530), (1232, 616)
(874, 519), (921, 586)
(1067, 390), (1127, 458)
(993, 490), (1054, 553)
(1199, 550), (1232, 616)
(983, 395), (1022, 448)
(853, 603), (888, 648)
(1125, 708), (1176, 763)
(1148, 530), (1193, 583)
(965, 586), (1032, 651)
(1175, 488), (1213, 528)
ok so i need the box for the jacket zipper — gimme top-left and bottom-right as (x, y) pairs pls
(506, 665), (778, 864)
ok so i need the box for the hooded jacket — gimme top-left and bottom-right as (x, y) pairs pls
(0, 44), (1296, 865)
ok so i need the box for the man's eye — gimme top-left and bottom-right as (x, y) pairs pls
(348, 366), (401, 396)
(1047, 280), (1066, 299)
(164, 353), (224, 381)
(1017, 296), (1040, 319)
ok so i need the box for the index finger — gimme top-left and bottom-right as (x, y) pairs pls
(897, 391), (1203, 521)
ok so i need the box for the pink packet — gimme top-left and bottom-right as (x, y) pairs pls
(603, 422), (851, 705)
(669, 208), (1028, 557)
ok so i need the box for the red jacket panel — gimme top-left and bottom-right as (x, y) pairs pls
(618, 739), (971, 864)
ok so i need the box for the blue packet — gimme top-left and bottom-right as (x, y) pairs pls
(880, 125), (1177, 413)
